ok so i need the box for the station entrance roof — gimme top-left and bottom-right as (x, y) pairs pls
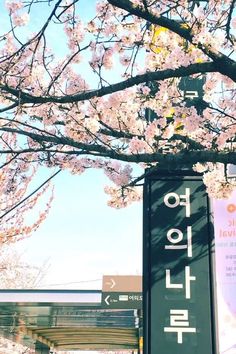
(0, 290), (142, 351)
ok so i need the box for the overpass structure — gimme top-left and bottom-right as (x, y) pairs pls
(0, 289), (142, 353)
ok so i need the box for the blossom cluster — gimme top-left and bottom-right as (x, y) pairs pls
(5, 0), (29, 26)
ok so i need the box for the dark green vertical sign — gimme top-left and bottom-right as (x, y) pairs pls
(143, 171), (217, 354)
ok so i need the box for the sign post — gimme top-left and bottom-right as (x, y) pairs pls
(101, 275), (142, 309)
(143, 170), (218, 354)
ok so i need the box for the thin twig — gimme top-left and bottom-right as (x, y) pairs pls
(0, 169), (61, 220)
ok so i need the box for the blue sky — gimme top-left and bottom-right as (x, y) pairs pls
(13, 168), (143, 289)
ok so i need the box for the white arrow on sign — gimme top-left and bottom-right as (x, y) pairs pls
(105, 278), (116, 289)
(105, 295), (110, 306)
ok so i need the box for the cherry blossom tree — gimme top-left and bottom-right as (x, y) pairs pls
(0, 244), (47, 354)
(0, 338), (34, 354)
(0, 147), (54, 245)
(0, 244), (48, 288)
(0, 0), (236, 209)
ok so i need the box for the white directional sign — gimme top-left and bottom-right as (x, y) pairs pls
(102, 292), (142, 309)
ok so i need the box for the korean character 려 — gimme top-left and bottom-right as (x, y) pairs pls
(163, 188), (191, 217)
(164, 309), (196, 344)
(166, 266), (196, 299)
(165, 226), (192, 257)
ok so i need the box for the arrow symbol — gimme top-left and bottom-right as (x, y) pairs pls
(105, 278), (116, 289)
(105, 295), (110, 306)
(110, 278), (116, 289)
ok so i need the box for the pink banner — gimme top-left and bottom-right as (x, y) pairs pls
(213, 190), (236, 353)
(213, 190), (236, 314)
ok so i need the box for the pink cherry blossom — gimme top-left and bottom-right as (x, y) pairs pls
(12, 12), (29, 26)
(231, 17), (236, 29)
(5, 0), (23, 13)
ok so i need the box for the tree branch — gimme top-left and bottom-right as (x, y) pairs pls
(0, 62), (216, 106)
(226, 0), (236, 42)
(0, 126), (235, 167)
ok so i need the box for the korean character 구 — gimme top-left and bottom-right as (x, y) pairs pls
(164, 309), (196, 344)
(184, 90), (199, 99)
(163, 188), (191, 217)
(166, 266), (196, 299)
(165, 226), (192, 257)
